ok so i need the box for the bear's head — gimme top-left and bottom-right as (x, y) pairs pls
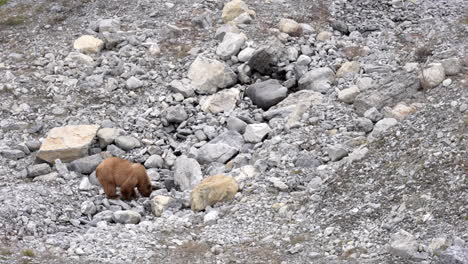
(138, 181), (152, 197)
(134, 164), (152, 197)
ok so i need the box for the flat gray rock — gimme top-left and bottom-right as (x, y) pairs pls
(246, 79), (288, 110)
(115, 136), (141, 151)
(112, 210), (141, 224)
(70, 154), (103, 174)
(164, 105), (189, 124)
(197, 143), (238, 164)
(243, 123), (272, 143)
(27, 163), (52, 178)
(173, 155), (203, 191)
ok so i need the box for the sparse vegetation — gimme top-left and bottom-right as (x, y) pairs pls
(0, 0), (8, 7)
(461, 16), (468, 24)
(0, 248), (13, 256)
(159, 42), (192, 60)
(21, 249), (35, 258)
(341, 247), (369, 259)
(2, 15), (26, 26)
(290, 169), (303, 175)
(290, 232), (310, 245)
(414, 46), (433, 63)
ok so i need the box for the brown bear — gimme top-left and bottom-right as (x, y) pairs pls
(96, 157), (152, 200)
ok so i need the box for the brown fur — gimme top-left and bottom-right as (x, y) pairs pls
(96, 157), (152, 200)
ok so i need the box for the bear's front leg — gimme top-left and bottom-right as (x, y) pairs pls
(103, 182), (118, 199)
(121, 183), (136, 200)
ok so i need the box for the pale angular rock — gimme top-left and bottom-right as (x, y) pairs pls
(232, 12), (253, 24)
(298, 67), (335, 93)
(191, 174), (238, 211)
(441, 57), (462, 75)
(201, 88), (240, 113)
(97, 128), (121, 148)
(79, 176), (94, 191)
(226, 116), (247, 133)
(237, 63), (251, 83)
(169, 79), (195, 97)
(81, 201), (97, 215)
(429, 237), (451, 254)
(370, 118), (398, 139)
(112, 210), (141, 224)
(216, 32), (247, 60)
(336, 61), (360, 77)
(269, 177), (288, 191)
(364, 107), (383, 122)
(204, 210), (219, 224)
(98, 19), (121, 33)
(231, 165), (259, 186)
(126, 76), (143, 89)
(164, 105), (189, 123)
(278, 18), (302, 35)
(264, 90), (323, 127)
(346, 147), (369, 163)
(326, 144), (349, 161)
(443, 79), (452, 87)
(27, 163), (52, 178)
(65, 52), (94, 65)
(403, 62), (419, 73)
(243, 123), (272, 143)
(37, 125), (100, 163)
(300, 23), (314, 34)
(174, 155), (203, 191)
(388, 230), (428, 260)
(150, 195), (172, 217)
(355, 117), (374, 133)
(210, 130), (245, 150)
(307, 177), (323, 192)
(238, 47), (256, 62)
(286, 47), (299, 61)
(54, 159), (70, 178)
(420, 63), (445, 89)
(149, 44), (161, 56)
(188, 56), (237, 94)
(114, 136), (141, 151)
(144, 155), (164, 169)
(338, 86), (360, 104)
(222, 0), (255, 23)
(356, 77), (374, 91)
(73, 35), (104, 54)
(389, 103), (416, 120)
(316, 31), (333, 41)
(197, 143), (238, 164)
(246, 79), (288, 110)
(215, 24), (241, 40)
(438, 246), (468, 264)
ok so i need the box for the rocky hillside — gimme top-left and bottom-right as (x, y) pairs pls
(0, 0), (467, 263)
